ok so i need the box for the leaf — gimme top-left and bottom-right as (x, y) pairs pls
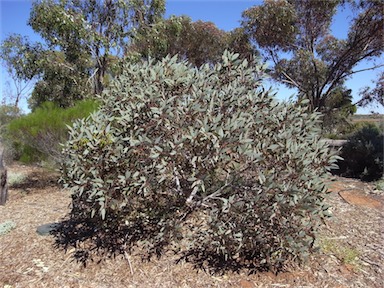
(150, 152), (160, 159)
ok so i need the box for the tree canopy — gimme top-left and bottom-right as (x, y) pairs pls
(129, 16), (257, 67)
(357, 72), (383, 109)
(1, 0), (166, 110)
(0, 34), (43, 107)
(242, 0), (383, 112)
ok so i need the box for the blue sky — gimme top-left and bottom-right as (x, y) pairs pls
(0, 0), (382, 114)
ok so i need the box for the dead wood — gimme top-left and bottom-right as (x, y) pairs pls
(0, 148), (8, 205)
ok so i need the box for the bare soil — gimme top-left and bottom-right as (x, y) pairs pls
(0, 164), (383, 288)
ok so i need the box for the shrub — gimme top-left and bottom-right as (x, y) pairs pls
(0, 105), (22, 164)
(335, 123), (383, 181)
(7, 171), (27, 187)
(0, 220), (16, 236)
(374, 178), (384, 191)
(6, 99), (99, 164)
(56, 52), (338, 272)
(0, 105), (22, 138)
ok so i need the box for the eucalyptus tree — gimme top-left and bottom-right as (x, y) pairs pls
(130, 16), (258, 67)
(357, 72), (383, 109)
(1, 0), (165, 109)
(0, 34), (42, 108)
(130, 16), (227, 66)
(241, 0), (383, 112)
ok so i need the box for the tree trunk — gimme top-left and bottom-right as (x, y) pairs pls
(0, 148), (8, 205)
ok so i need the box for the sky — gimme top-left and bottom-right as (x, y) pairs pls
(0, 0), (383, 114)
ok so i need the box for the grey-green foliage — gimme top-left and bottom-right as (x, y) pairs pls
(0, 220), (16, 236)
(59, 51), (338, 271)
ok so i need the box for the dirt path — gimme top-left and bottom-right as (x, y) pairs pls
(0, 164), (383, 287)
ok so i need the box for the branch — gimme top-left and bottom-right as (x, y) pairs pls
(268, 49), (305, 93)
(268, 49), (280, 66)
(320, 15), (382, 97)
(87, 68), (99, 86)
(57, 62), (75, 71)
(340, 64), (384, 80)
(280, 70), (305, 92)
(321, 48), (381, 101)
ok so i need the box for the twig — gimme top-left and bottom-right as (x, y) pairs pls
(361, 257), (382, 268)
(124, 251), (134, 275)
(325, 236), (348, 240)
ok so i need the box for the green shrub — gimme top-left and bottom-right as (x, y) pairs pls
(336, 123), (383, 182)
(0, 220), (16, 236)
(6, 99), (99, 164)
(0, 105), (23, 164)
(374, 178), (384, 191)
(0, 105), (22, 137)
(56, 52), (338, 272)
(19, 145), (44, 164)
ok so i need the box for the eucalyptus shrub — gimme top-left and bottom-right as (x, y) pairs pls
(59, 51), (338, 271)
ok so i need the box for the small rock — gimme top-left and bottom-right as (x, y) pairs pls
(36, 222), (60, 236)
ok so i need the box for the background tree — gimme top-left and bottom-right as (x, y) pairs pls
(241, 0), (383, 114)
(28, 48), (92, 109)
(356, 72), (383, 109)
(226, 27), (259, 63)
(129, 16), (257, 66)
(0, 34), (42, 108)
(25, 0), (94, 109)
(130, 16), (226, 66)
(0, 105), (22, 140)
(1, 0), (165, 110)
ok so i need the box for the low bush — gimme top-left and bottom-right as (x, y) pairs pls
(56, 52), (338, 272)
(6, 99), (99, 164)
(335, 123), (383, 181)
(7, 171), (27, 187)
(0, 220), (16, 236)
(0, 105), (23, 164)
(0, 105), (22, 137)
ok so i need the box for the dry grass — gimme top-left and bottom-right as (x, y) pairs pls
(0, 164), (383, 287)
(351, 114), (383, 126)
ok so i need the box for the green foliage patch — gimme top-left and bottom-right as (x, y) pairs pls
(319, 238), (360, 268)
(0, 220), (16, 236)
(6, 99), (99, 164)
(7, 171), (27, 187)
(55, 52), (338, 272)
(0, 105), (23, 163)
